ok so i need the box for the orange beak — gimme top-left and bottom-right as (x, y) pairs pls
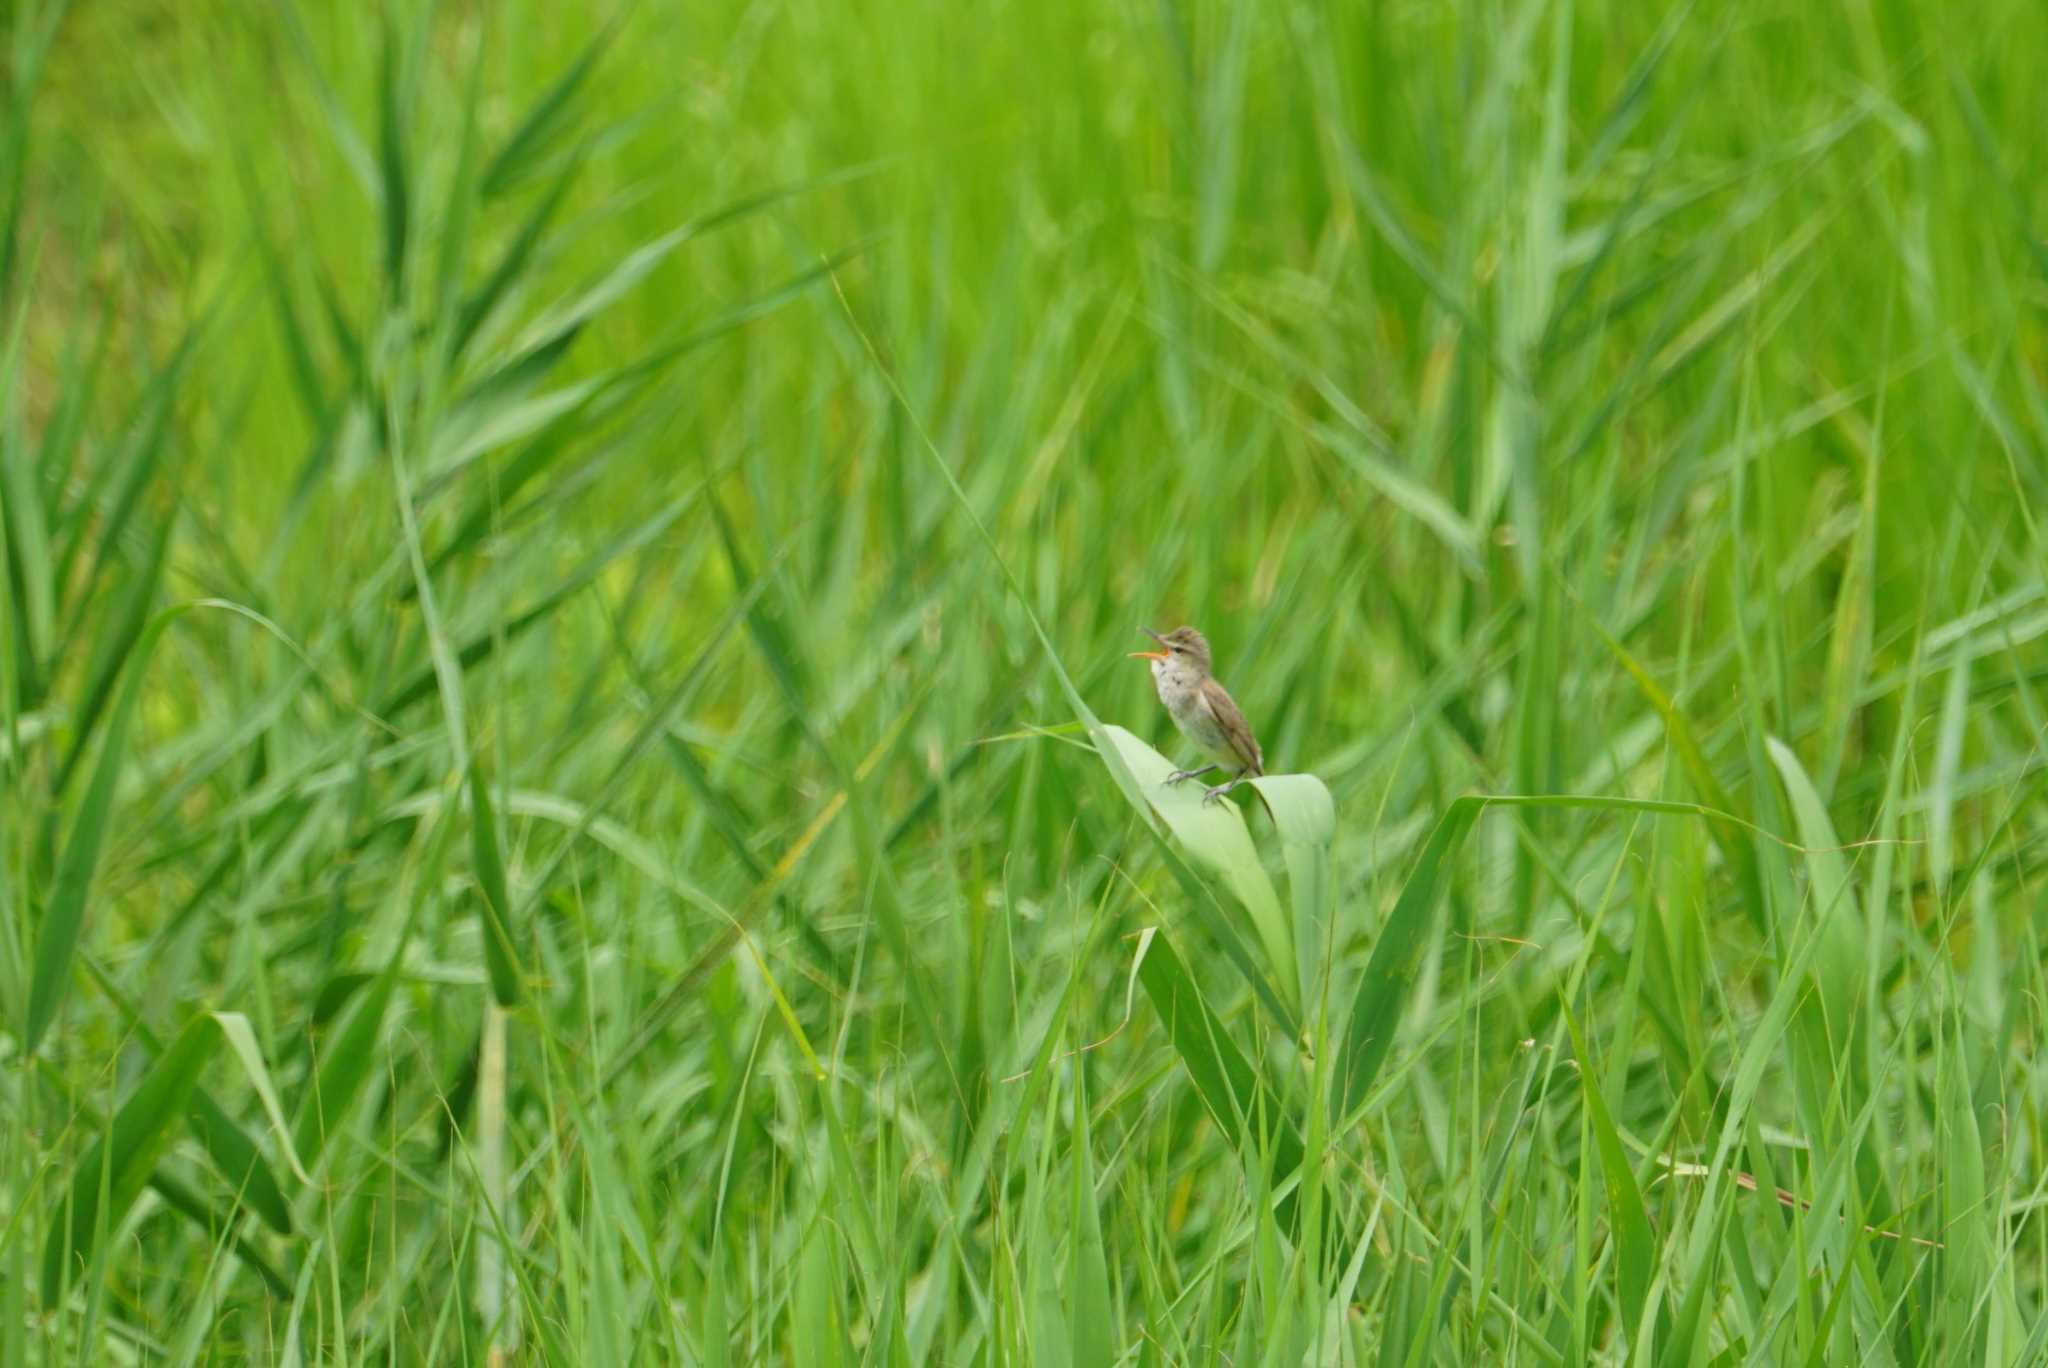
(1131, 626), (1168, 661)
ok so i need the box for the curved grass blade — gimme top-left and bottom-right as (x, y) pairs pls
(41, 1012), (217, 1304)
(208, 1010), (309, 1187)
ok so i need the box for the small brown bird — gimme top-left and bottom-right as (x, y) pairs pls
(1131, 626), (1264, 804)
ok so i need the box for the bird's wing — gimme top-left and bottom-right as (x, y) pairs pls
(1200, 678), (1264, 775)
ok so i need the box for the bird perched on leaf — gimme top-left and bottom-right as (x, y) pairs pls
(1131, 626), (1264, 804)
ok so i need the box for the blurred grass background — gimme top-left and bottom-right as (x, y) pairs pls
(4, 0), (2047, 1360)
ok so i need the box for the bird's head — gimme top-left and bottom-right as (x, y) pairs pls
(1131, 625), (1212, 675)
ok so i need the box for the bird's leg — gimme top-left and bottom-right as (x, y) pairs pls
(1165, 762), (1220, 786)
(1202, 769), (1251, 804)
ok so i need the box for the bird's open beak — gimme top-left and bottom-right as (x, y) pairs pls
(1131, 627), (1168, 661)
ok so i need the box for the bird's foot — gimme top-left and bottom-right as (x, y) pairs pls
(1165, 764), (1219, 786)
(1201, 775), (1248, 805)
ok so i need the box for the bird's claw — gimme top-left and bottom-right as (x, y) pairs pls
(1164, 766), (1214, 786)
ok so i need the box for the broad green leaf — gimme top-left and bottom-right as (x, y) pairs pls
(185, 1091), (293, 1236)
(1560, 998), (1654, 1342)
(39, 1070), (293, 1299)
(1249, 772), (1336, 1005)
(1657, 1192), (1730, 1368)
(1765, 736), (1861, 1042)
(1101, 724), (1294, 1006)
(428, 374), (600, 478)
(69, 956), (297, 1232)
(1817, 431), (1878, 792)
(792, 1214), (847, 1367)
(293, 957), (400, 1165)
(310, 971), (374, 1026)
(137, 1163), (291, 1299)
(1134, 929), (1303, 1214)
(42, 1012), (217, 1303)
(209, 1011), (310, 1186)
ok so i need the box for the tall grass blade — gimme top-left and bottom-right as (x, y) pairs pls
(1133, 929), (1304, 1213)
(477, 20), (621, 200)
(24, 609), (179, 1054)
(1336, 796), (1482, 1116)
(1066, 1063), (1114, 1367)
(467, 761), (525, 1006)
(1560, 997), (1654, 1343)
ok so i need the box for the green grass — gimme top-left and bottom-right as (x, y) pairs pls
(4, 0), (2047, 1360)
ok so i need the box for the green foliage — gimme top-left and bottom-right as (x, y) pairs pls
(3, 0), (2047, 1360)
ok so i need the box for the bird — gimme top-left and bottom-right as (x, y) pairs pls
(1130, 625), (1264, 804)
